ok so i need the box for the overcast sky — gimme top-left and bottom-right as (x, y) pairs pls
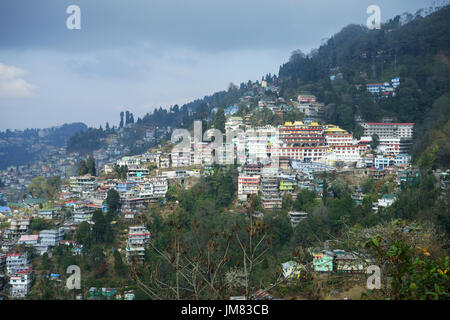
(0, 0), (444, 130)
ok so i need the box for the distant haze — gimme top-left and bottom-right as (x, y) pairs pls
(0, 0), (441, 130)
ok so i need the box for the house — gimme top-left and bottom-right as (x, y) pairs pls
(261, 176), (282, 209)
(39, 228), (65, 246)
(289, 211), (308, 228)
(281, 261), (305, 279)
(373, 194), (396, 212)
(238, 174), (260, 201)
(69, 175), (97, 193)
(312, 252), (333, 272)
(39, 209), (54, 219)
(126, 225), (151, 263)
(5, 218), (30, 239)
(17, 234), (39, 245)
(0, 206), (12, 216)
(334, 250), (366, 273)
(6, 253), (30, 276)
(9, 267), (33, 298)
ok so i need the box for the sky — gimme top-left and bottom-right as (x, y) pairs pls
(0, 0), (445, 131)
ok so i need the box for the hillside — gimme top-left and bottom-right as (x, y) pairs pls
(0, 122), (87, 169)
(278, 6), (450, 168)
(64, 6), (450, 169)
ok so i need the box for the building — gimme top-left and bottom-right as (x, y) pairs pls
(73, 204), (97, 223)
(5, 218), (30, 239)
(281, 261), (305, 279)
(17, 235), (39, 246)
(261, 176), (282, 209)
(289, 211), (308, 227)
(9, 267), (33, 298)
(297, 94), (316, 104)
(126, 225), (151, 263)
(238, 174), (260, 201)
(334, 250), (366, 273)
(362, 122), (413, 139)
(127, 167), (150, 179)
(70, 175), (97, 193)
(312, 252), (334, 272)
(39, 228), (65, 247)
(277, 121), (328, 163)
(373, 194), (397, 212)
(6, 253), (30, 276)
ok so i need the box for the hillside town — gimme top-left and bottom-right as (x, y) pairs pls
(3, 75), (446, 300)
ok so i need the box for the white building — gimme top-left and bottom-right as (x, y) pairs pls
(70, 175), (97, 193)
(289, 211), (308, 227)
(9, 267), (33, 298)
(39, 228), (65, 247)
(126, 225), (151, 263)
(362, 122), (413, 139)
(238, 174), (260, 201)
(6, 253), (30, 276)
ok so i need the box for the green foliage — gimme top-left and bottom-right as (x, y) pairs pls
(76, 221), (92, 247)
(114, 250), (127, 277)
(28, 176), (62, 200)
(86, 157), (96, 176)
(67, 127), (106, 155)
(114, 165), (128, 180)
(77, 159), (88, 176)
(213, 107), (226, 132)
(293, 189), (316, 211)
(370, 134), (380, 151)
(106, 188), (120, 213)
(92, 210), (113, 244)
(30, 218), (51, 232)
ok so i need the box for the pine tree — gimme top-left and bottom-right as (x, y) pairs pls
(86, 157), (96, 176)
(213, 107), (226, 132)
(77, 159), (88, 176)
(120, 111), (124, 128)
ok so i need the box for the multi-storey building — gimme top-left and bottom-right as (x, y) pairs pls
(246, 126), (277, 165)
(5, 218), (30, 239)
(70, 175), (97, 193)
(9, 267), (33, 298)
(297, 94), (316, 104)
(276, 121), (328, 163)
(73, 204), (97, 223)
(362, 122), (413, 139)
(238, 174), (260, 201)
(39, 228), (65, 247)
(126, 225), (151, 263)
(6, 253), (29, 276)
(261, 176), (282, 209)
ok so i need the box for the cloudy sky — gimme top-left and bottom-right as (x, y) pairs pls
(0, 0), (443, 130)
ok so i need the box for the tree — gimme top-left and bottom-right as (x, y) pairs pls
(106, 188), (120, 213)
(370, 134), (380, 151)
(76, 221), (91, 247)
(86, 156), (96, 176)
(30, 218), (50, 232)
(92, 210), (112, 243)
(114, 250), (127, 276)
(213, 107), (226, 132)
(77, 159), (88, 176)
(120, 111), (124, 128)
(28, 176), (61, 200)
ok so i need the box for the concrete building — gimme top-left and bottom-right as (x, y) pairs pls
(126, 225), (151, 263)
(39, 228), (65, 247)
